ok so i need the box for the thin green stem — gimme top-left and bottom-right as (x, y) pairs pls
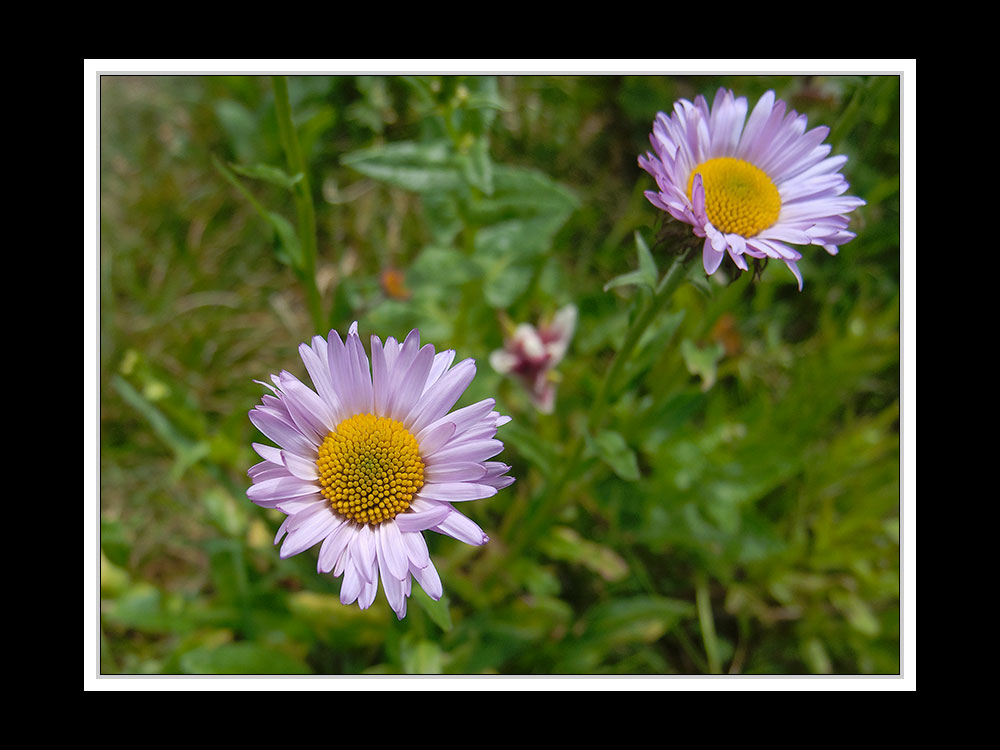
(675, 624), (710, 674)
(501, 253), (692, 560)
(272, 75), (325, 334)
(696, 574), (722, 675)
(587, 254), (688, 434)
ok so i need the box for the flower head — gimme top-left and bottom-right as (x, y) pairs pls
(247, 322), (513, 619)
(639, 88), (864, 289)
(489, 305), (576, 414)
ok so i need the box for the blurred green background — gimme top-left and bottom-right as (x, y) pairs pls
(99, 74), (901, 675)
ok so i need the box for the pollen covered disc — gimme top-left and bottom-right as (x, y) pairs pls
(687, 157), (781, 238)
(316, 413), (425, 526)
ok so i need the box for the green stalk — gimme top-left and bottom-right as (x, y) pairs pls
(501, 253), (691, 559)
(696, 574), (722, 674)
(272, 75), (325, 334)
(587, 254), (688, 433)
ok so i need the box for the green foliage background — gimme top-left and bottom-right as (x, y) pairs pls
(99, 74), (901, 675)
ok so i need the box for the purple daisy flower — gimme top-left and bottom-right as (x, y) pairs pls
(639, 88), (865, 289)
(247, 322), (513, 619)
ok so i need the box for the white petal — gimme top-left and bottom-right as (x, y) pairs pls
(340, 559), (362, 605)
(416, 421), (456, 457)
(377, 522), (409, 581)
(412, 557), (443, 600)
(418, 482), (498, 502)
(400, 530), (430, 569)
(318, 522), (353, 573)
(394, 502), (452, 532)
(282, 451), (318, 481)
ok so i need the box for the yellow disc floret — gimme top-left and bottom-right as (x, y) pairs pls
(316, 413), (425, 526)
(687, 157), (781, 238)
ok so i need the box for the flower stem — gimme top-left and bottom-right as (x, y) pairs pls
(587, 253), (688, 434)
(695, 574), (722, 674)
(503, 253), (691, 558)
(272, 75), (325, 334)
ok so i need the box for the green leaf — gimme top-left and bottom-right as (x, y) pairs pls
(100, 551), (129, 597)
(474, 217), (557, 260)
(102, 583), (195, 634)
(228, 162), (303, 190)
(684, 261), (714, 296)
(202, 487), (248, 537)
(802, 637), (834, 674)
(400, 638), (444, 675)
(179, 643), (311, 675)
(468, 165), (578, 228)
(831, 590), (881, 637)
(501, 421), (559, 480)
(635, 231), (659, 284)
(112, 375), (210, 480)
(206, 538), (249, 607)
(603, 268), (653, 293)
(559, 595), (695, 671)
(540, 527), (628, 582)
(413, 587), (453, 633)
(408, 245), (479, 291)
(620, 309), (686, 390)
(479, 254), (535, 309)
(593, 430), (641, 481)
(100, 519), (131, 568)
(604, 232), (659, 293)
(680, 339), (725, 391)
(212, 155), (304, 269)
(265, 211), (304, 269)
(341, 140), (464, 192)
(460, 136), (494, 195)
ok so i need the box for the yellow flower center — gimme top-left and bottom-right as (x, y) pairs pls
(687, 157), (781, 237)
(316, 413), (425, 526)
